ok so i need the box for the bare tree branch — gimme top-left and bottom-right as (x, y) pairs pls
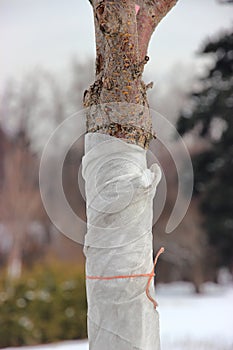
(137, 0), (178, 60)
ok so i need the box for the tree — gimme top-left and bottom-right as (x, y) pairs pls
(177, 27), (233, 271)
(0, 63), (93, 275)
(83, 1), (178, 349)
(0, 130), (43, 279)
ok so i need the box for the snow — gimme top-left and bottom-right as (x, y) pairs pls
(4, 341), (88, 350)
(4, 282), (233, 350)
(158, 282), (233, 349)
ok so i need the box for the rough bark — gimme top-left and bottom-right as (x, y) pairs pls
(84, 0), (177, 148)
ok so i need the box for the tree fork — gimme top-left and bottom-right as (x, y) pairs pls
(84, 0), (177, 149)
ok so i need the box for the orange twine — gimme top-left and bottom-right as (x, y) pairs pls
(86, 247), (165, 309)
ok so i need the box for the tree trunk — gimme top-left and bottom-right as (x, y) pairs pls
(83, 1), (177, 349)
(7, 232), (22, 280)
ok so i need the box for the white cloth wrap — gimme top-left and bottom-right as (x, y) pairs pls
(82, 133), (162, 350)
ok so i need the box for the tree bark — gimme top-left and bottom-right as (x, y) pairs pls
(84, 0), (177, 148)
(83, 1), (177, 349)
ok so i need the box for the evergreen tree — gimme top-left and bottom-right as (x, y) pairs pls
(177, 26), (233, 271)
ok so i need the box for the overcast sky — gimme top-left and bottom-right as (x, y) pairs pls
(1, 0), (233, 91)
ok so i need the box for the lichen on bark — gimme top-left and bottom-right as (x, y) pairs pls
(84, 0), (177, 149)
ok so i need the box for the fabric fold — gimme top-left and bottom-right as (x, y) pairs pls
(82, 133), (161, 350)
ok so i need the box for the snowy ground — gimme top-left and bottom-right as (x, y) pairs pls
(4, 282), (233, 350)
(158, 281), (233, 349)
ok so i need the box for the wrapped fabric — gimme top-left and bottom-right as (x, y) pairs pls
(82, 133), (162, 350)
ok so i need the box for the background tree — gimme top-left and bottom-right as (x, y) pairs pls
(177, 21), (233, 272)
(0, 130), (43, 279)
(0, 65), (90, 277)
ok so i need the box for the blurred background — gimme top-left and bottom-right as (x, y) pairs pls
(0, 0), (233, 349)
